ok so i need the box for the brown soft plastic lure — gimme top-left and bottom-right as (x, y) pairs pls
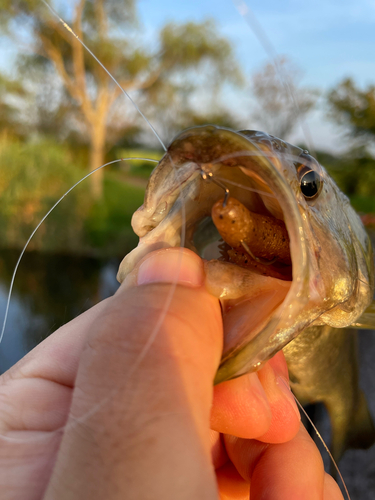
(211, 196), (292, 279)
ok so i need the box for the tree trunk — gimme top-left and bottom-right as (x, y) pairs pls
(89, 123), (106, 198)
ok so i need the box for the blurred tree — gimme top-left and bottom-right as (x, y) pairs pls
(328, 78), (375, 142)
(251, 57), (316, 140)
(0, 0), (242, 196)
(0, 74), (28, 139)
(318, 146), (375, 197)
(327, 78), (375, 206)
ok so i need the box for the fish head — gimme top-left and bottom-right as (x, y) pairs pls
(117, 125), (374, 383)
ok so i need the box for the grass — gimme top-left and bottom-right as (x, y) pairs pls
(84, 171), (146, 256)
(116, 148), (163, 179)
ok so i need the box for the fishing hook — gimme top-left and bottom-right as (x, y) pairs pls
(200, 170), (230, 207)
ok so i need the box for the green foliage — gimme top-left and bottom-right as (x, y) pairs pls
(319, 147), (375, 199)
(0, 137), (148, 256)
(350, 195), (375, 214)
(116, 148), (162, 178)
(0, 138), (91, 251)
(159, 20), (242, 83)
(84, 171), (145, 255)
(0, 0), (244, 199)
(142, 20), (242, 137)
(328, 78), (375, 141)
(0, 74), (29, 138)
(0, 1), (243, 153)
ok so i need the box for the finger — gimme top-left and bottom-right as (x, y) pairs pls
(216, 462), (250, 500)
(44, 248), (223, 500)
(224, 423), (344, 500)
(211, 371), (272, 438)
(324, 474), (344, 499)
(211, 352), (300, 442)
(210, 430), (229, 470)
(255, 352), (301, 443)
(0, 294), (110, 500)
(210, 432), (251, 499)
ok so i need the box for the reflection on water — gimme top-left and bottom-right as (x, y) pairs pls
(0, 249), (119, 373)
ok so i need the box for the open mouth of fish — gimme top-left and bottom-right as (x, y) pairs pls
(117, 126), (325, 383)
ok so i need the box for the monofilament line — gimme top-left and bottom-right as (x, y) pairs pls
(41, 0), (167, 153)
(279, 379), (351, 500)
(231, 0), (316, 157)
(0, 157), (159, 346)
(9, 1), (187, 387)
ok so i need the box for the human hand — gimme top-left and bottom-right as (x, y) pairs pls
(0, 248), (343, 499)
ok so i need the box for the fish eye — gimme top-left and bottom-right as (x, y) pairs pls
(294, 152), (323, 202)
(300, 169), (322, 200)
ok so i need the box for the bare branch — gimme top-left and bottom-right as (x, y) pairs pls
(39, 34), (79, 101)
(108, 67), (164, 107)
(70, 0), (93, 122)
(96, 0), (108, 39)
(41, 17), (77, 47)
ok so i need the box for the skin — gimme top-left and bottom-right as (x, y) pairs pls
(0, 248), (344, 500)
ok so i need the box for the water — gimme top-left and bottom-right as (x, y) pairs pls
(0, 249), (120, 373)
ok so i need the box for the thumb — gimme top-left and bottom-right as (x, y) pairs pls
(44, 248), (223, 500)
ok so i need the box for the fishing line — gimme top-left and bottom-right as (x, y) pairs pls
(40, 0), (167, 153)
(124, 165), (188, 381)
(198, 147), (324, 203)
(1, 7), (191, 445)
(209, 147), (324, 175)
(38, 0), (191, 381)
(4, 9), (369, 496)
(0, 163), (189, 444)
(231, 0), (316, 158)
(2, 2), (191, 386)
(214, 176), (276, 199)
(0, 157), (158, 347)
(279, 379), (351, 500)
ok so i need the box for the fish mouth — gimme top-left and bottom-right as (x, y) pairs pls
(118, 126), (311, 383)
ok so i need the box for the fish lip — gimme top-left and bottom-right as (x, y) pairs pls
(119, 125), (312, 381)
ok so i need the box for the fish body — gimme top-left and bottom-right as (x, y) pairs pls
(284, 325), (375, 462)
(118, 124), (375, 460)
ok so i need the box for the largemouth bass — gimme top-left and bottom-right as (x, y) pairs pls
(117, 125), (375, 462)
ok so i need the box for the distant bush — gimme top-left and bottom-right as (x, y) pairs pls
(318, 147), (375, 200)
(0, 138), (147, 257)
(0, 138), (92, 252)
(84, 171), (145, 256)
(116, 148), (162, 179)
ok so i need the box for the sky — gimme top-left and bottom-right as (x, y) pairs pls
(1, 0), (375, 152)
(136, 0), (375, 151)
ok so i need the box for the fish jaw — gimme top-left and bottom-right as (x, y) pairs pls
(117, 125), (373, 384)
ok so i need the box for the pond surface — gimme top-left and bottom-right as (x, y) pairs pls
(0, 248), (375, 497)
(0, 249), (120, 373)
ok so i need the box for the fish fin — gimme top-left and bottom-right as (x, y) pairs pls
(347, 390), (375, 451)
(348, 300), (375, 330)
